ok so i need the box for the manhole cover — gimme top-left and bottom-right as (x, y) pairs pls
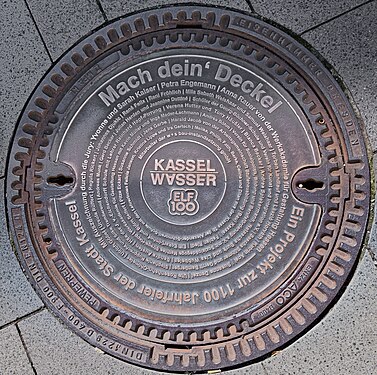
(6, 5), (370, 372)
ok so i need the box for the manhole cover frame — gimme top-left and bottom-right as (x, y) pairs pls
(5, 4), (371, 373)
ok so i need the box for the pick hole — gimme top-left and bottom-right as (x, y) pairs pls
(47, 175), (73, 186)
(297, 179), (324, 191)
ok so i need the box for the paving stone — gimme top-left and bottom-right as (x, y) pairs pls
(302, 1), (377, 153)
(17, 309), (266, 374)
(0, 180), (43, 327)
(0, 0), (51, 177)
(251, 0), (367, 34)
(17, 309), (180, 375)
(262, 251), (377, 375)
(27, 0), (104, 60)
(99, 0), (252, 21)
(0, 325), (34, 375)
(227, 363), (268, 375)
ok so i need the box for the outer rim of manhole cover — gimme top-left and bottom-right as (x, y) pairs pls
(6, 4), (370, 373)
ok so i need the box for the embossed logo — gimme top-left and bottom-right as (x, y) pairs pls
(140, 140), (227, 225)
(150, 158), (217, 187)
(168, 189), (199, 216)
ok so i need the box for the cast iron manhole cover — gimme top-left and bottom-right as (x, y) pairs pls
(6, 5), (370, 372)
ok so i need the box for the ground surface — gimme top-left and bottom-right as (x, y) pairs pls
(0, 1), (376, 374)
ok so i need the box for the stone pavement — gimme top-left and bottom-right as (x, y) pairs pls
(0, 1), (376, 374)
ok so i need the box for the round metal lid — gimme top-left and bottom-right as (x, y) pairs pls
(6, 5), (370, 372)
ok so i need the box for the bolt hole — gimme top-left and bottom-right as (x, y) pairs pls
(44, 237), (52, 245)
(47, 175), (73, 186)
(297, 179), (324, 191)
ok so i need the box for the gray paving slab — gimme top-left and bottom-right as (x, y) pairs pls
(227, 364), (268, 375)
(99, 0), (252, 20)
(0, 179), (44, 327)
(302, 1), (377, 153)
(0, 324), (34, 375)
(18, 309), (171, 375)
(0, 0), (51, 178)
(16, 308), (267, 374)
(262, 251), (377, 375)
(27, 0), (104, 61)
(251, 0), (368, 34)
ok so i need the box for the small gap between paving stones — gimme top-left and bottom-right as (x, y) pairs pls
(15, 323), (38, 375)
(300, 0), (375, 35)
(23, 0), (53, 63)
(367, 249), (377, 269)
(95, 0), (109, 22)
(244, 0), (255, 12)
(0, 307), (46, 332)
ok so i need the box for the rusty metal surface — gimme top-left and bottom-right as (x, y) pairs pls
(6, 5), (370, 372)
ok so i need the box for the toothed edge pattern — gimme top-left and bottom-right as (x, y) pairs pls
(8, 8), (369, 370)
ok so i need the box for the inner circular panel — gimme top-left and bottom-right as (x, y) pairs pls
(51, 51), (320, 319)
